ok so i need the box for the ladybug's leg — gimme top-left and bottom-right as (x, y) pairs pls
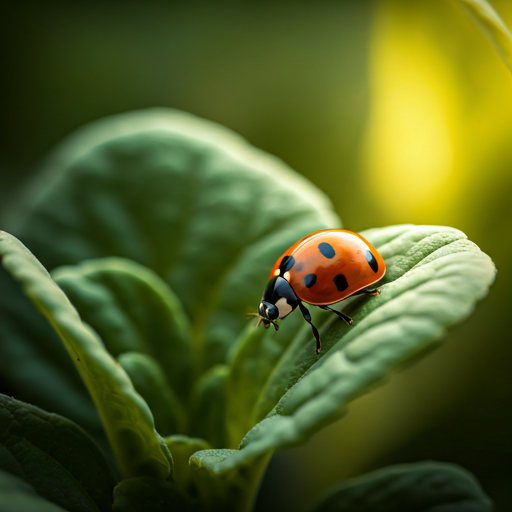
(353, 288), (381, 296)
(317, 305), (353, 326)
(269, 320), (280, 332)
(256, 317), (279, 331)
(299, 302), (322, 354)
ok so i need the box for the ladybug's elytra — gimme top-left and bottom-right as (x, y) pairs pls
(257, 229), (386, 354)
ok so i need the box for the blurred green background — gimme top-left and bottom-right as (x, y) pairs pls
(1, 0), (510, 510)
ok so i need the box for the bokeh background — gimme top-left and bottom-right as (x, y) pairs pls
(1, 0), (511, 510)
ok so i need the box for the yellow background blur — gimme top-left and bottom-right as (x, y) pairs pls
(0, 0), (510, 509)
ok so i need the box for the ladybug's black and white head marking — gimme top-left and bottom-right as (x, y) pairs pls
(258, 276), (300, 326)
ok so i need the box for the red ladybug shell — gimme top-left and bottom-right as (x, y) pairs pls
(269, 229), (386, 306)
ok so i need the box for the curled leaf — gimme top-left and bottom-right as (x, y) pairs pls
(52, 257), (192, 398)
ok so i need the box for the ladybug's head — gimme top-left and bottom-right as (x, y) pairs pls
(258, 300), (279, 321)
(257, 276), (300, 330)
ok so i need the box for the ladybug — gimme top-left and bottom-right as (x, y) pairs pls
(257, 229), (386, 354)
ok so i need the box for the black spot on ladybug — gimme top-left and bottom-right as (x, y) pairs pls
(304, 274), (317, 288)
(318, 242), (335, 259)
(365, 250), (379, 273)
(295, 261), (304, 272)
(280, 255), (295, 273)
(334, 274), (348, 292)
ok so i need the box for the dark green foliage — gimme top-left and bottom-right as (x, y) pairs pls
(112, 477), (190, 512)
(0, 110), (496, 511)
(0, 395), (116, 512)
(0, 470), (68, 512)
(307, 461), (493, 512)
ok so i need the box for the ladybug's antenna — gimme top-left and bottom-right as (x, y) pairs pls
(247, 310), (279, 331)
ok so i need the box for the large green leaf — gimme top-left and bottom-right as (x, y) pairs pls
(306, 461), (492, 512)
(0, 394), (116, 512)
(0, 231), (173, 480)
(0, 470), (68, 512)
(3, 108), (338, 370)
(52, 257), (192, 398)
(196, 225), (495, 474)
(255, 225), (485, 413)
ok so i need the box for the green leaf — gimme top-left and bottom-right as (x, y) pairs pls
(209, 225), (496, 473)
(188, 365), (230, 448)
(52, 257), (193, 399)
(164, 435), (211, 494)
(0, 394), (116, 512)
(0, 469), (68, 512)
(306, 461), (493, 512)
(112, 476), (191, 512)
(3, 108), (338, 370)
(457, 0), (512, 72)
(0, 231), (173, 480)
(118, 352), (186, 436)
